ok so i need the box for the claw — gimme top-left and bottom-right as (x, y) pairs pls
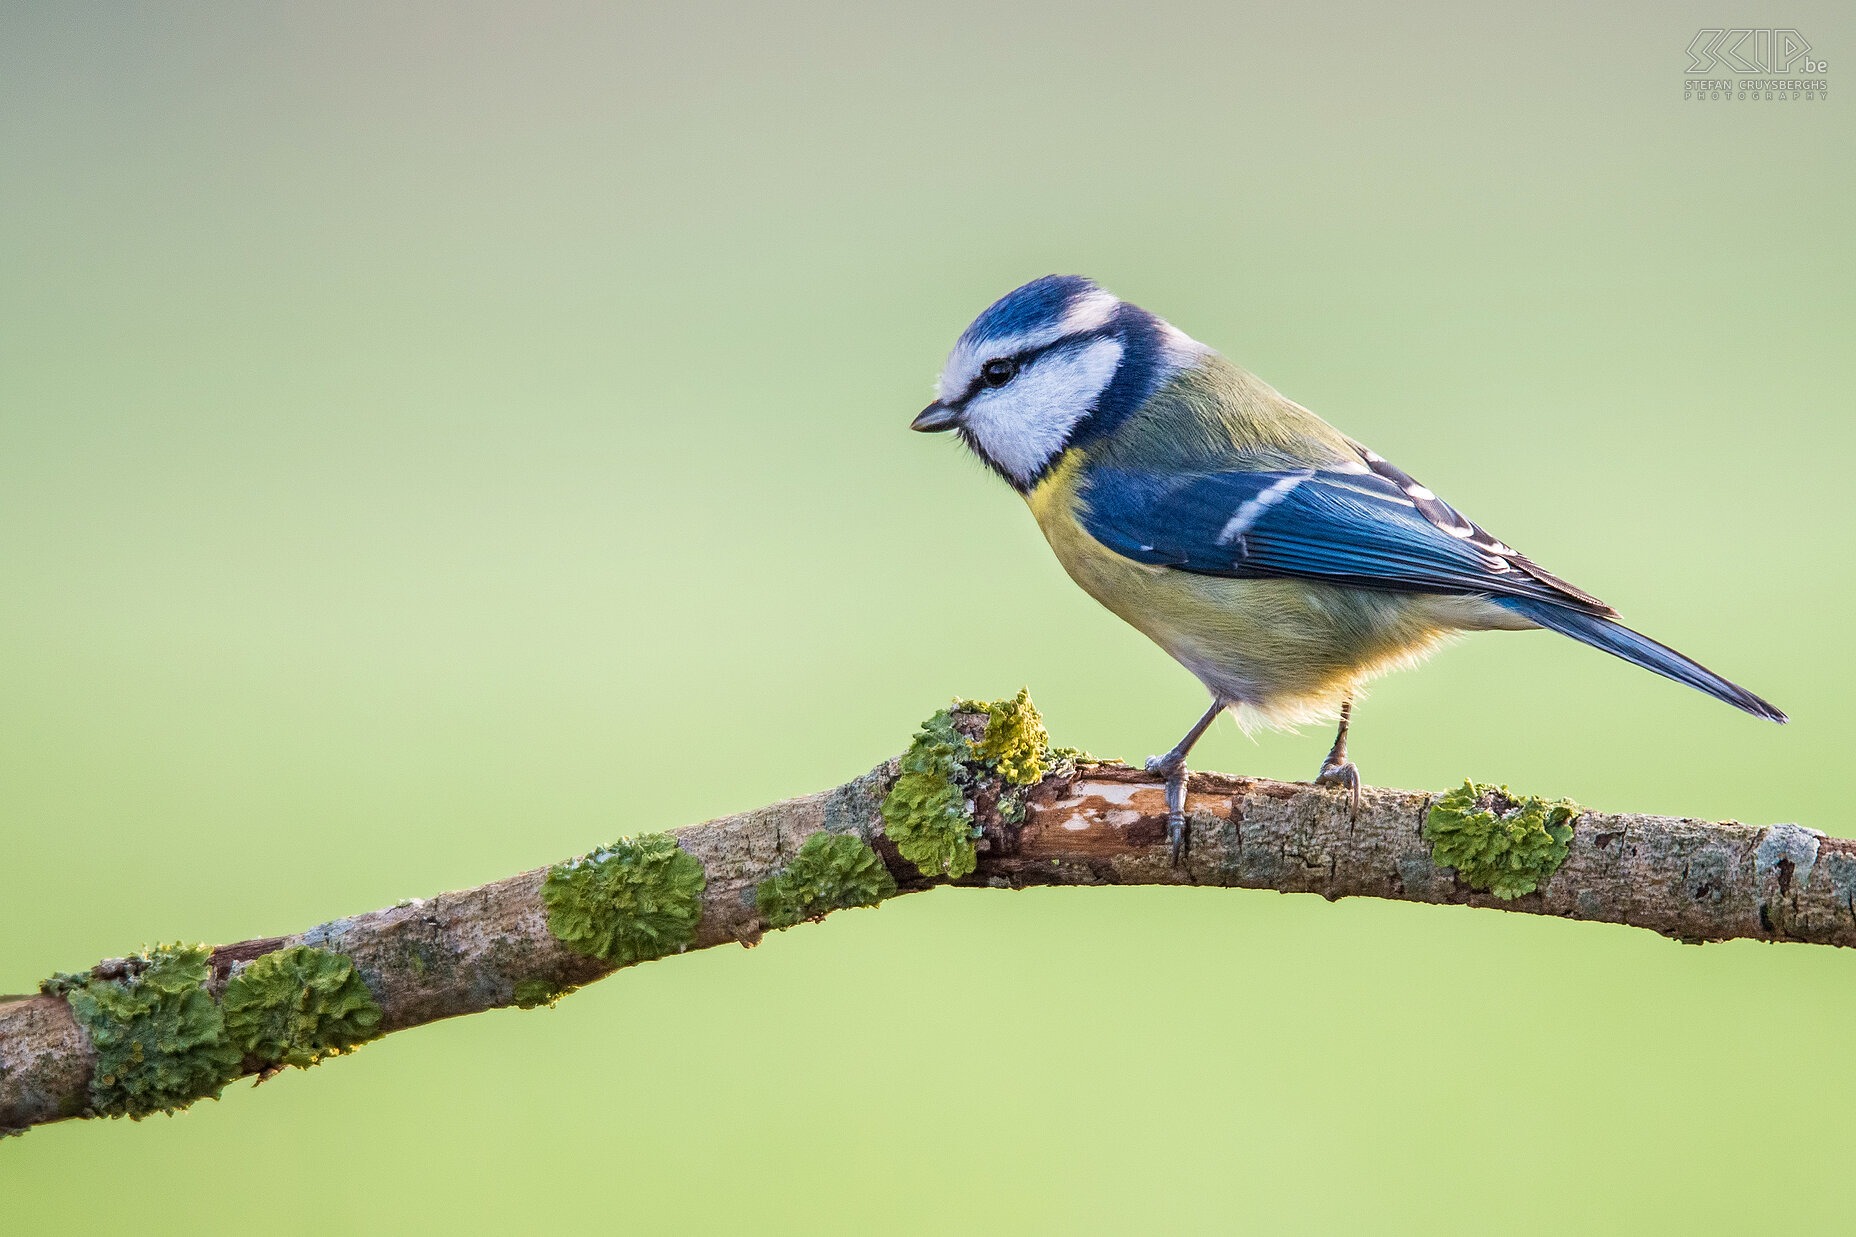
(1146, 700), (1225, 869)
(1146, 752), (1189, 866)
(1315, 759), (1362, 821)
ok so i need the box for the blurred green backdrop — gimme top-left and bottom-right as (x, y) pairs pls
(2, 3), (1850, 1232)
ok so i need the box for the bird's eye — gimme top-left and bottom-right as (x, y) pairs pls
(981, 358), (1018, 387)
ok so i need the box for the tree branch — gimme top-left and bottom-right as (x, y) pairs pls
(3, 711), (1842, 1136)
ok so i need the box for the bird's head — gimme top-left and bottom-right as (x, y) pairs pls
(912, 275), (1208, 491)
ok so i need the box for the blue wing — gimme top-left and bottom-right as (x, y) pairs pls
(1076, 463), (1614, 615)
(1074, 458), (1786, 721)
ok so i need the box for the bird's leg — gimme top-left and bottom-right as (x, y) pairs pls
(1314, 697), (1363, 820)
(1145, 700), (1225, 866)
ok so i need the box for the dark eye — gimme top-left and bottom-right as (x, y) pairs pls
(981, 358), (1018, 387)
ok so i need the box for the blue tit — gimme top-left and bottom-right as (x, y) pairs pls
(911, 275), (1784, 860)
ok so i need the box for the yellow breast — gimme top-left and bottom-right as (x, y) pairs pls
(1026, 452), (1464, 728)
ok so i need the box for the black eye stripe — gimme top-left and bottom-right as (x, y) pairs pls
(951, 326), (1116, 409)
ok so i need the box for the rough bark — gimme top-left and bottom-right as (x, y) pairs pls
(2, 758), (1840, 1136)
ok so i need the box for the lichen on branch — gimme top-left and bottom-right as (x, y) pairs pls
(880, 688), (1087, 879)
(756, 832), (897, 930)
(541, 832), (708, 966)
(881, 705), (981, 878)
(3, 686), (1835, 1141)
(222, 945), (383, 1070)
(1425, 780), (1581, 899)
(43, 943), (243, 1120)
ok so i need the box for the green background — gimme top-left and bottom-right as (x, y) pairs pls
(2, 4), (1849, 1232)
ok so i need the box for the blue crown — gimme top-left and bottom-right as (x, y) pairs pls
(956, 275), (1103, 351)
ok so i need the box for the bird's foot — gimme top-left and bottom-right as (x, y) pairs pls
(1145, 751), (1190, 866)
(1315, 759), (1362, 821)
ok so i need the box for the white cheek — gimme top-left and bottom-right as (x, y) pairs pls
(962, 338), (1124, 485)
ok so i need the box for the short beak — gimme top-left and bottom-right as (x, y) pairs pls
(911, 401), (962, 433)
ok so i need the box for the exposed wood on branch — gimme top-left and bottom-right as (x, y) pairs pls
(3, 756), (1841, 1136)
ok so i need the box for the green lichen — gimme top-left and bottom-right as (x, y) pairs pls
(880, 689), (1082, 880)
(756, 831), (898, 930)
(1425, 780), (1582, 899)
(221, 945), (383, 1070)
(52, 943), (243, 1120)
(512, 978), (574, 1009)
(975, 687), (1051, 786)
(542, 832), (707, 966)
(882, 704), (979, 879)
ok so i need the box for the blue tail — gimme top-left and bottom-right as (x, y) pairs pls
(1498, 598), (1786, 723)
